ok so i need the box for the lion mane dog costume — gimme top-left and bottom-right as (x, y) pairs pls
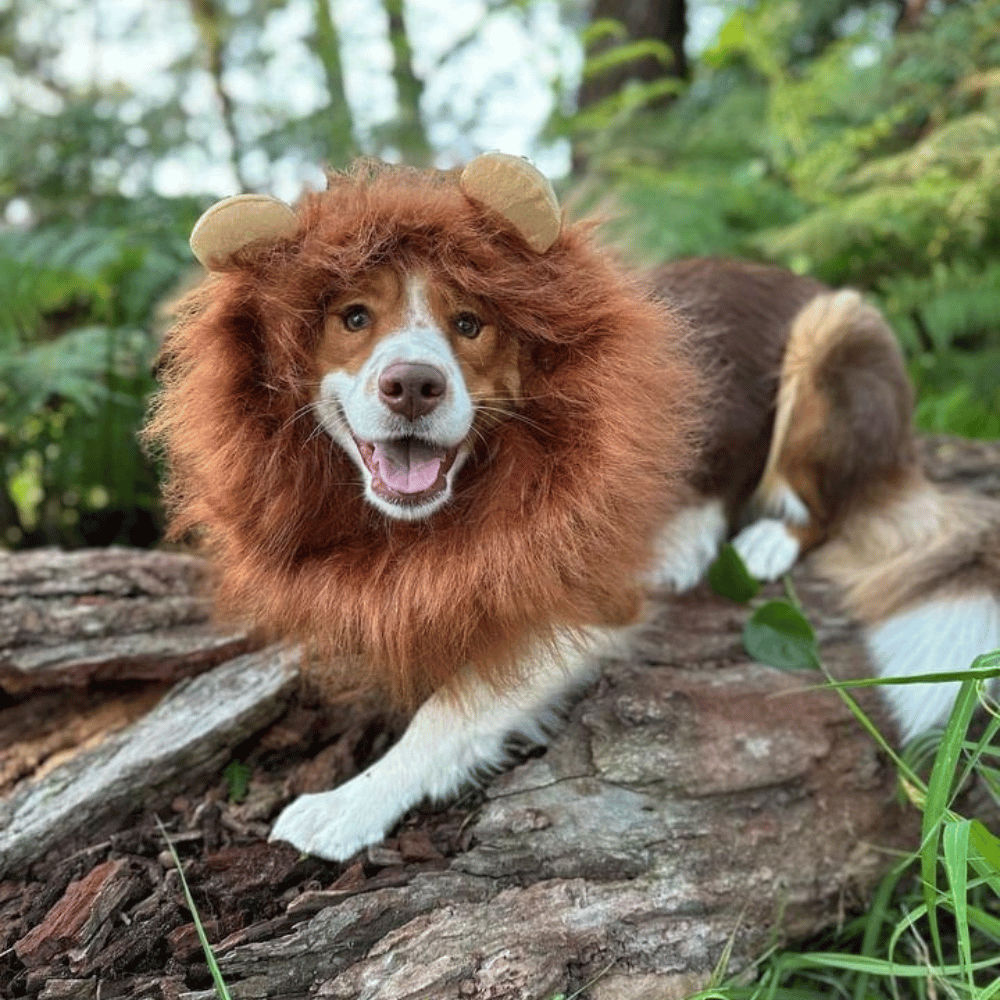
(148, 152), (1000, 861)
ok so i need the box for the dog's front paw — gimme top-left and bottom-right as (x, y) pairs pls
(269, 782), (396, 861)
(732, 519), (801, 581)
(649, 501), (727, 592)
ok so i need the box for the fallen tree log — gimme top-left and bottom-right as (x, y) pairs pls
(0, 434), (997, 1000)
(0, 547), (253, 694)
(0, 648), (299, 880)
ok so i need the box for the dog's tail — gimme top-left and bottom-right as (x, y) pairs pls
(813, 483), (1000, 740)
(751, 286), (1000, 741)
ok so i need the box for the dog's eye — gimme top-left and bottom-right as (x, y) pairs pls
(341, 305), (372, 332)
(453, 312), (482, 339)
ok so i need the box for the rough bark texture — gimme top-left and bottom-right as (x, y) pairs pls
(0, 435), (997, 1000)
(0, 648), (299, 880)
(0, 547), (253, 694)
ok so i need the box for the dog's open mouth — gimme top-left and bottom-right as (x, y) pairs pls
(354, 437), (459, 505)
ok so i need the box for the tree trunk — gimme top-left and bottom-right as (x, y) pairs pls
(577, 0), (688, 111)
(382, 0), (432, 165)
(0, 435), (997, 1000)
(573, 0), (688, 172)
(312, 0), (358, 163)
(188, 0), (251, 192)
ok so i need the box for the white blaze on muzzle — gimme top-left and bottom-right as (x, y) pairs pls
(317, 277), (474, 520)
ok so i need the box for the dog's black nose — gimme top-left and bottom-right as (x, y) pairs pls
(378, 362), (447, 420)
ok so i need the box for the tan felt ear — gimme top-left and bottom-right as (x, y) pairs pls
(460, 152), (561, 253)
(189, 193), (299, 270)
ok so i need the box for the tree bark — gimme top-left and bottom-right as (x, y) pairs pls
(0, 648), (298, 880)
(1, 435), (997, 1000)
(0, 547), (252, 694)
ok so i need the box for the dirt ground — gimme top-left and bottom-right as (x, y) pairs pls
(0, 681), (478, 998)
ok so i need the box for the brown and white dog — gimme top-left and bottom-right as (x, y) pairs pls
(653, 258), (1000, 741)
(148, 154), (1000, 862)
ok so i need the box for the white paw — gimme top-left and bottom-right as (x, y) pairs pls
(732, 519), (800, 581)
(649, 500), (727, 592)
(269, 779), (398, 861)
(655, 544), (717, 591)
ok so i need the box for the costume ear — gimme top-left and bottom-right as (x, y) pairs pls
(459, 152), (562, 253)
(189, 193), (299, 270)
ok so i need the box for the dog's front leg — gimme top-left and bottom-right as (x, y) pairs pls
(731, 481), (814, 582)
(269, 630), (611, 861)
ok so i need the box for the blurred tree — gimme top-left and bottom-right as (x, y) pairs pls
(312, 0), (360, 163)
(383, 0), (432, 164)
(569, 0), (687, 171)
(577, 0), (689, 110)
(189, 0), (252, 191)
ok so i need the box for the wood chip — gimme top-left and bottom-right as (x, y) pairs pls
(14, 858), (135, 967)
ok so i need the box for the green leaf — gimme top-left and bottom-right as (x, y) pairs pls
(224, 761), (251, 804)
(709, 542), (760, 604)
(701, 9), (748, 68)
(583, 38), (674, 81)
(743, 600), (819, 672)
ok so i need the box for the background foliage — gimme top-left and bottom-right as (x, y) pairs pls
(1, 0), (998, 549)
(571, 0), (1000, 439)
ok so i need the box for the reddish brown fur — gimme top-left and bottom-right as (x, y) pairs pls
(316, 266), (522, 413)
(652, 259), (826, 519)
(656, 261), (915, 548)
(147, 163), (704, 707)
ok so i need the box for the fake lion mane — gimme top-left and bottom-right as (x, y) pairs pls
(147, 162), (704, 706)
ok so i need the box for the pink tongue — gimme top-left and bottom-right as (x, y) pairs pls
(373, 440), (444, 494)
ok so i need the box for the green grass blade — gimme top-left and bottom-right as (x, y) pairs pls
(952, 709), (1000, 798)
(967, 820), (1000, 900)
(156, 817), (233, 1000)
(853, 856), (913, 1000)
(768, 948), (1000, 977)
(941, 818), (974, 993)
(812, 661), (927, 796)
(887, 898), (930, 972)
(792, 661), (1000, 693)
(942, 898), (1000, 941)
(920, 678), (980, 967)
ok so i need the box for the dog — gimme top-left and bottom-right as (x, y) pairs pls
(147, 154), (1000, 862)
(652, 258), (1000, 742)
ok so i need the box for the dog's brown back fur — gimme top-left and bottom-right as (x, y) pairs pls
(660, 257), (1000, 630)
(653, 258), (827, 517)
(147, 164), (704, 706)
(657, 260), (917, 535)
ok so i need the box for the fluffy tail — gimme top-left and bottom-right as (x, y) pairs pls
(813, 483), (1000, 740)
(746, 285), (1000, 741)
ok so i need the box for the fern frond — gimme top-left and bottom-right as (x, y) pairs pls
(0, 326), (117, 422)
(0, 244), (108, 345)
(852, 112), (1000, 187)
